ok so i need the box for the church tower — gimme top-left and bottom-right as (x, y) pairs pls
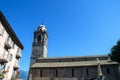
(30, 24), (48, 65)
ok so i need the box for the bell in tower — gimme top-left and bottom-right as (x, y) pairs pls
(30, 23), (48, 66)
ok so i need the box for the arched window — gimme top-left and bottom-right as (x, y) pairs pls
(37, 35), (41, 42)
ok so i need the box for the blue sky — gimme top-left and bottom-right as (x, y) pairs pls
(0, 0), (120, 71)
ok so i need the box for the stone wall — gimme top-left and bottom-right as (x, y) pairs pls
(29, 65), (120, 80)
(33, 77), (78, 80)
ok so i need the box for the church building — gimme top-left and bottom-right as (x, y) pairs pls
(29, 24), (120, 80)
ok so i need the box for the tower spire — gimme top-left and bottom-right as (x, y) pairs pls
(30, 24), (48, 66)
(41, 21), (44, 25)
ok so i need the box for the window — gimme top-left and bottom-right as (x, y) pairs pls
(6, 36), (10, 43)
(0, 28), (4, 36)
(4, 36), (12, 51)
(12, 43), (15, 49)
(37, 35), (41, 42)
(9, 54), (13, 61)
(55, 69), (58, 77)
(0, 64), (6, 71)
(0, 22), (4, 36)
(86, 68), (89, 76)
(40, 69), (42, 77)
(106, 68), (110, 74)
(17, 48), (19, 53)
(72, 69), (74, 77)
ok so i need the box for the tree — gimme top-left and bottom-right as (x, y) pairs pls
(109, 40), (120, 62)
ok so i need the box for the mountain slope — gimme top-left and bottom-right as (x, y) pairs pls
(19, 70), (28, 80)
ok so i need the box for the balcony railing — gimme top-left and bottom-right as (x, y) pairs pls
(4, 37), (12, 50)
(14, 61), (19, 70)
(16, 53), (21, 59)
(4, 44), (11, 50)
(4, 42), (12, 51)
(14, 66), (19, 70)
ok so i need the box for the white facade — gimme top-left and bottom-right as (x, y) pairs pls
(0, 12), (24, 80)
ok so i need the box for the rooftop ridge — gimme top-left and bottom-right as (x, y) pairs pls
(37, 54), (108, 59)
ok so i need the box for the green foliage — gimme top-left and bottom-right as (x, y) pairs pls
(0, 73), (4, 78)
(109, 40), (120, 62)
(15, 75), (18, 80)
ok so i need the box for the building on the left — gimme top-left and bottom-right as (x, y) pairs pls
(0, 12), (24, 80)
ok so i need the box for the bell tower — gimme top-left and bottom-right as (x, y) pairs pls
(30, 24), (48, 65)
